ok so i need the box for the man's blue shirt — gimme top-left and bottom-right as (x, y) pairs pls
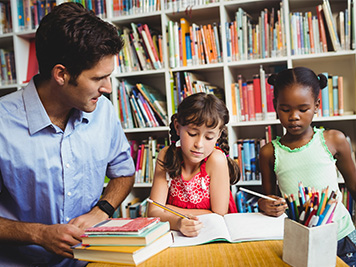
(0, 78), (135, 265)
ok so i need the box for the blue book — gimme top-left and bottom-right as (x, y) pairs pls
(225, 22), (231, 61)
(242, 140), (251, 181)
(249, 140), (256, 181)
(321, 72), (330, 117)
(185, 33), (192, 66)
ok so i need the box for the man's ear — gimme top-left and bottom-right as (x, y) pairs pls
(52, 64), (67, 86)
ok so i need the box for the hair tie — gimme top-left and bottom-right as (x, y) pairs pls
(171, 140), (176, 144)
(318, 76), (320, 80)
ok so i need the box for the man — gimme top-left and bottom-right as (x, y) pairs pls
(0, 3), (135, 266)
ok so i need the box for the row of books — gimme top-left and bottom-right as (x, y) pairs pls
(73, 217), (172, 265)
(236, 190), (259, 213)
(0, 49), (16, 86)
(0, 1), (11, 34)
(231, 67), (276, 123)
(118, 23), (163, 73)
(17, 0), (56, 30)
(226, 3), (287, 62)
(113, 0), (161, 16)
(69, 0), (107, 18)
(117, 81), (168, 129)
(164, 0), (219, 10)
(290, 1), (354, 56)
(340, 184), (355, 218)
(319, 73), (345, 117)
(171, 71), (224, 113)
(133, 137), (166, 184)
(233, 138), (267, 182)
(167, 19), (222, 69)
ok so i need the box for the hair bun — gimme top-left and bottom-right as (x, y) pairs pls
(267, 73), (277, 86)
(317, 74), (328, 89)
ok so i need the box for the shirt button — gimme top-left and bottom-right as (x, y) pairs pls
(66, 217), (70, 222)
(66, 163), (70, 168)
(67, 192), (72, 196)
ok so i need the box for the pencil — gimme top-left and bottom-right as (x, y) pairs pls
(147, 198), (190, 219)
(239, 187), (276, 201)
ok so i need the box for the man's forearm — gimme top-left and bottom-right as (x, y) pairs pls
(0, 217), (43, 245)
(101, 175), (135, 209)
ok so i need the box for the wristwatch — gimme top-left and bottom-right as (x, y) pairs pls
(96, 200), (115, 217)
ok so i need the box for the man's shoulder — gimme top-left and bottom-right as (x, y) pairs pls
(0, 89), (24, 118)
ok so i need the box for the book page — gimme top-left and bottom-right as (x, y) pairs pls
(224, 212), (286, 242)
(170, 213), (231, 247)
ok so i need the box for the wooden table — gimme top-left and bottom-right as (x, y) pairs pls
(87, 240), (348, 266)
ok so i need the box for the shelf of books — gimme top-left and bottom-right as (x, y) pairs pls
(2, 0), (356, 217)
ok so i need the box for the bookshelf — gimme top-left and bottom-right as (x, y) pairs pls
(2, 0), (356, 214)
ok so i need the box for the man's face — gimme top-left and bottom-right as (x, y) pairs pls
(62, 55), (115, 113)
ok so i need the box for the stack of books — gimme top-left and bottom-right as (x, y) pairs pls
(72, 217), (172, 265)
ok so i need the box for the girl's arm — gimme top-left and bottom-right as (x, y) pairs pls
(258, 143), (287, 216)
(147, 147), (203, 236)
(206, 149), (230, 215)
(325, 130), (356, 200)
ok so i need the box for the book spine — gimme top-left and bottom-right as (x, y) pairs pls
(332, 75), (339, 116)
(321, 72), (330, 117)
(338, 76), (344, 116)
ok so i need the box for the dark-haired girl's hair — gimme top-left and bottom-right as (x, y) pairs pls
(159, 92), (240, 185)
(268, 67), (327, 101)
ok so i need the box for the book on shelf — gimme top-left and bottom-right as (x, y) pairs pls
(322, 0), (342, 51)
(85, 217), (160, 235)
(226, 3), (286, 62)
(134, 137), (165, 184)
(233, 138), (267, 182)
(171, 212), (286, 247)
(317, 73), (344, 118)
(118, 23), (162, 72)
(0, 49), (16, 85)
(167, 19), (222, 68)
(73, 231), (173, 265)
(236, 190), (259, 213)
(81, 221), (170, 246)
(113, 0), (160, 16)
(0, 2), (12, 34)
(290, 0), (353, 55)
(231, 69), (276, 123)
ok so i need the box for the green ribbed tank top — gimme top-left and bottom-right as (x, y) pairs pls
(272, 127), (354, 240)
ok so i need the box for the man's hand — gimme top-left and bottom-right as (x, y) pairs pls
(39, 224), (85, 258)
(68, 206), (109, 230)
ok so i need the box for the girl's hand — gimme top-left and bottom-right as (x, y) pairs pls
(258, 196), (287, 217)
(177, 216), (203, 237)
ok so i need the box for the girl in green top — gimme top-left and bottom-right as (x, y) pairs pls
(258, 67), (356, 266)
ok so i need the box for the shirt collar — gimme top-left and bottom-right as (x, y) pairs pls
(23, 77), (90, 135)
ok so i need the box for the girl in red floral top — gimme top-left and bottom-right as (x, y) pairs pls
(148, 93), (240, 237)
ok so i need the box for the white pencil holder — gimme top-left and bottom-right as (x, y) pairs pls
(283, 218), (337, 267)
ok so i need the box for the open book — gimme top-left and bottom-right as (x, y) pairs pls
(171, 212), (287, 247)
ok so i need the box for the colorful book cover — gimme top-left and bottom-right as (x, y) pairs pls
(85, 217), (160, 235)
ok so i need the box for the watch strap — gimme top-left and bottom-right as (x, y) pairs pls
(96, 200), (115, 217)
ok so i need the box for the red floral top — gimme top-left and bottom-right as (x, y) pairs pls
(167, 159), (237, 213)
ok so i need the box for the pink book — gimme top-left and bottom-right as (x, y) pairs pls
(85, 217), (160, 235)
(247, 81), (256, 121)
(253, 74), (262, 120)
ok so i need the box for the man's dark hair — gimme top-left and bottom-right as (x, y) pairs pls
(35, 2), (123, 83)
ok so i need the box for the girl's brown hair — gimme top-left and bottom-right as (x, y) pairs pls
(159, 92), (240, 184)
